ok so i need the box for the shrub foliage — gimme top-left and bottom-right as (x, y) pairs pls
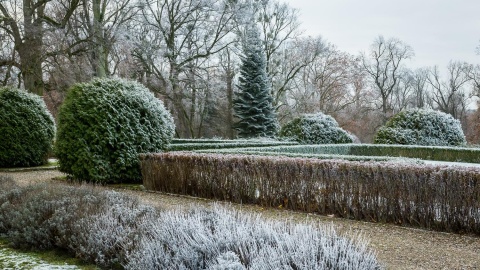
(0, 176), (381, 269)
(374, 109), (466, 146)
(141, 152), (480, 235)
(279, 112), (353, 144)
(234, 144), (480, 163)
(55, 78), (175, 183)
(0, 87), (55, 167)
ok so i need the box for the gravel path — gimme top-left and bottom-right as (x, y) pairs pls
(2, 170), (480, 270)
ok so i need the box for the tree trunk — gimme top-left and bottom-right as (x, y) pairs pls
(19, 44), (44, 96)
(225, 49), (235, 139)
(169, 63), (189, 137)
(20, 1), (45, 95)
(92, 0), (107, 77)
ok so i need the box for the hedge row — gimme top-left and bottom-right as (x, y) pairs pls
(171, 138), (286, 144)
(235, 144), (480, 163)
(169, 141), (297, 151)
(140, 152), (480, 234)
(199, 149), (417, 163)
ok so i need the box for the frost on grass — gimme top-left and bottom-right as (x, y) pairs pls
(0, 175), (381, 269)
(0, 246), (78, 270)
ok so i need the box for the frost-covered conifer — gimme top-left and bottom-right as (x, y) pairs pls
(374, 108), (466, 146)
(233, 22), (279, 138)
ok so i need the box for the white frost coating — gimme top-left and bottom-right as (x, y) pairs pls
(0, 247), (78, 269)
(125, 205), (381, 270)
(375, 109), (466, 146)
(280, 112), (353, 144)
(0, 178), (381, 270)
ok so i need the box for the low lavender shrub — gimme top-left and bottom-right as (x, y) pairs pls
(125, 206), (380, 269)
(0, 177), (155, 268)
(0, 175), (381, 269)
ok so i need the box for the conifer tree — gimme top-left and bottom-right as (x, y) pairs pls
(233, 23), (279, 138)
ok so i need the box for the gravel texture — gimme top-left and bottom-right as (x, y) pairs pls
(2, 170), (480, 270)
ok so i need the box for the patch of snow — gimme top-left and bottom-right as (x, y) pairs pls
(0, 247), (79, 270)
(423, 160), (480, 168)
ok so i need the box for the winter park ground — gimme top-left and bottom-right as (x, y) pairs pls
(0, 169), (479, 270)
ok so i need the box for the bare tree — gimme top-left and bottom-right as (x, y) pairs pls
(361, 36), (414, 118)
(139, 0), (239, 137)
(0, 30), (20, 86)
(408, 68), (431, 108)
(426, 61), (472, 119)
(291, 42), (356, 116)
(0, 0), (80, 95)
(467, 64), (480, 96)
(254, 0), (302, 108)
(218, 47), (238, 138)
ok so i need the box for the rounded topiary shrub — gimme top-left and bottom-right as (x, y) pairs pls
(279, 112), (353, 144)
(55, 78), (175, 183)
(0, 87), (56, 167)
(374, 109), (466, 146)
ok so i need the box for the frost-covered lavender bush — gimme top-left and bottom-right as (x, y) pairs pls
(0, 87), (55, 167)
(0, 179), (381, 269)
(279, 112), (353, 144)
(55, 77), (175, 183)
(0, 179), (156, 268)
(125, 206), (380, 270)
(374, 109), (466, 146)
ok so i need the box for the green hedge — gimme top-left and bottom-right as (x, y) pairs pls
(232, 144), (480, 163)
(198, 149), (415, 163)
(169, 140), (297, 151)
(140, 152), (480, 235)
(171, 138), (271, 144)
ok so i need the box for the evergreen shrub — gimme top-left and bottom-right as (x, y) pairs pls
(0, 87), (55, 167)
(279, 112), (353, 144)
(55, 78), (174, 183)
(374, 109), (466, 146)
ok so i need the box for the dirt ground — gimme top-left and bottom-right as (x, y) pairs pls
(3, 170), (480, 270)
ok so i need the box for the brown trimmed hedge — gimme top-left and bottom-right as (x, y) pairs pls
(140, 152), (480, 234)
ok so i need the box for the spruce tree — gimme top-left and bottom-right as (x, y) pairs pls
(233, 24), (278, 138)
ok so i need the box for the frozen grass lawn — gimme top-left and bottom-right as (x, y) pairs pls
(0, 238), (97, 270)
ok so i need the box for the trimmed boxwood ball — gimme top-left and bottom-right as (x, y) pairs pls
(374, 109), (466, 146)
(0, 87), (56, 167)
(55, 78), (175, 183)
(279, 112), (353, 144)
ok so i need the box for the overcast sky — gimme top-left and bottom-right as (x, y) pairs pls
(284, 0), (480, 73)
